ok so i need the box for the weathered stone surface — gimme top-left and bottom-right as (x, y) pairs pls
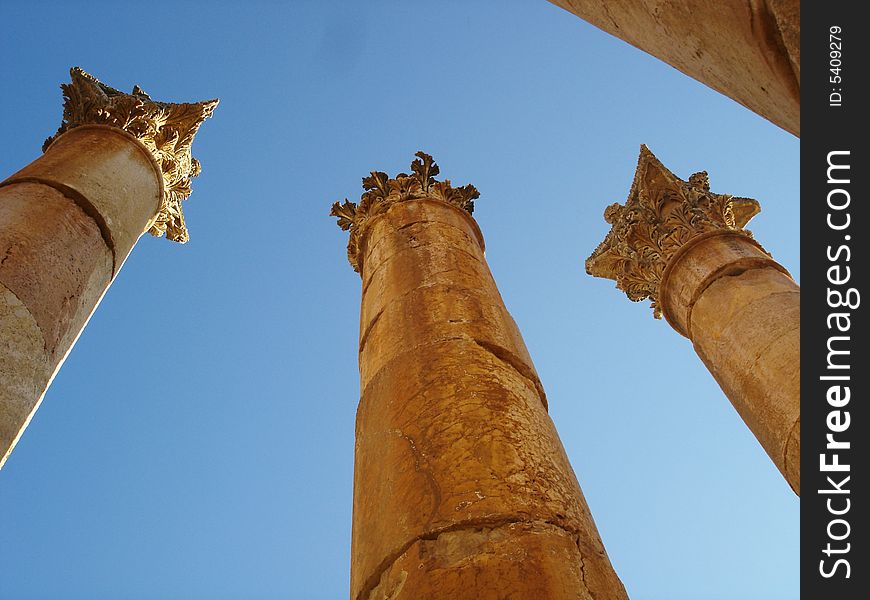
(587, 147), (800, 495)
(338, 155), (627, 599)
(5, 126), (162, 271)
(766, 0), (800, 83)
(357, 200), (535, 395)
(586, 146), (760, 321)
(691, 265), (800, 494)
(0, 282), (50, 469)
(658, 231), (785, 338)
(43, 67), (218, 243)
(368, 522), (622, 600)
(548, 0), (800, 136)
(331, 151), (479, 273)
(0, 182), (112, 363)
(0, 68), (216, 468)
(784, 417), (800, 494)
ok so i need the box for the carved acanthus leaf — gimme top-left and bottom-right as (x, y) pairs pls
(586, 145), (761, 318)
(44, 67), (218, 243)
(330, 151), (479, 272)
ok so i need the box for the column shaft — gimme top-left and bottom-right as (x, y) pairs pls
(337, 155), (627, 599)
(0, 68), (216, 468)
(0, 127), (160, 466)
(587, 145), (799, 495)
(660, 232), (800, 493)
(548, 0), (799, 136)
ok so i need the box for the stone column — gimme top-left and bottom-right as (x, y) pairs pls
(586, 145), (800, 495)
(332, 152), (628, 600)
(547, 0), (800, 136)
(0, 68), (217, 468)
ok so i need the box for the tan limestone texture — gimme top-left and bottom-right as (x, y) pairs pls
(40, 67), (219, 244)
(371, 523), (620, 599)
(0, 127), (157, 467)
(0, 182), (113, 364)
(0, 282), (50, 467)
(661, 233), (800, 494)
(347, 192), (627, 599)
(0, 68), (215, 469)
(587, 146), (800, 495)
(7, 126), (162, 271)
(548, 0), (800, 136)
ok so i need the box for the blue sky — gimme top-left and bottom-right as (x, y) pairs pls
(0, 1), (799, 598)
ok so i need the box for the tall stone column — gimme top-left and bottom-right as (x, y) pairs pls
(332, 153), (628, 600)
(0, 68), (217, 468)
(547, 0), (800, 136)
(586, 146), (800, 495)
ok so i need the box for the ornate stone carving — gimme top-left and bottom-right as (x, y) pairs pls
(586, 145), (761, 318)
(331, 151), (479, 272)
(44, 68), (218, 243)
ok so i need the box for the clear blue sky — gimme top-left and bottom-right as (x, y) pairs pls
(0, 1), (799, 599)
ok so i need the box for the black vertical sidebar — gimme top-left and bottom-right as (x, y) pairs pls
(802, 2), (867, 597)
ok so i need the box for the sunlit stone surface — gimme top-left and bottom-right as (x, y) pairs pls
(0, 68), (216, 468)
(334, 152), (629, 599)
(587, 146), (800, 495)
(548, 0), (800, 136)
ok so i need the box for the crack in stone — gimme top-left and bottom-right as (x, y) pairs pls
(746, 0), (800, 97)
(358, 334), (549, 418)
(600, 2), (621, 32)
(363, 210), (480, 257)
(0, 244), (16, 267)
(363, 272), (490, 321)
(358, 276), (505, 360)
(361, 242), (486, 297)
(358, 334), (469, 403)
(388, 428), (441, 522)
(377, 569), (407, 600)
(579, 556), (592, 599)
(782, 415), (800, 494)
(472, 338), (548, 411)
(358, 306), (384, 355)
(359, 517), (591, 600)
(0, 275), (48, 356)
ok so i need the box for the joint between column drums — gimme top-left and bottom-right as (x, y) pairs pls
(681, 258), (789, 340)
(357, 516), (599, 600)
(471, 338), (548, 410)
(356, 198), (486, 278)
(0, 279), (51, 471)
(358, 306), (384, 354)
(0, 177), (118, 274)
(0, 279), (48, 355)
(659, 230), (789, 339)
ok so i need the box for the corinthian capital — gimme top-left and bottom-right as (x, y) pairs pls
(330, 151), (479, 272)
(586, 145), (761, 318)
(44, 67), (218, 243)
